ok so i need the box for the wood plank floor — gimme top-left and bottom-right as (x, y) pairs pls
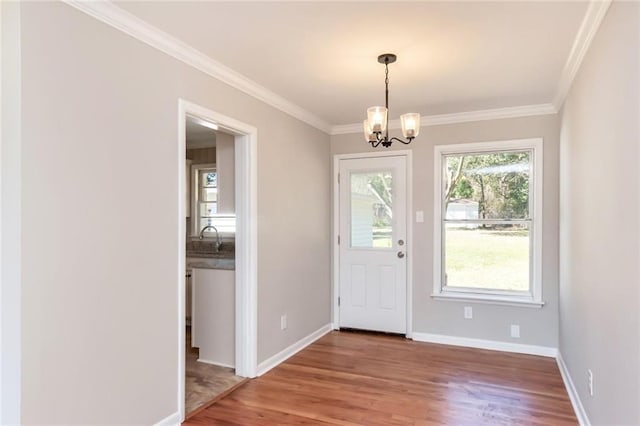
(184, 331), (577, 425)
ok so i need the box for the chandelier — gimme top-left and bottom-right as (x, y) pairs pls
(363, 53), (421, 148)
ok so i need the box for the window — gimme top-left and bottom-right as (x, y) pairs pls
(433, 139), (543, 306)
(191, 164), (236, 237)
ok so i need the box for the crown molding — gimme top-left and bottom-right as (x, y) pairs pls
(552, 0), (612, 110)
(63, 0), (332, 134)
(330, 103), (557, 135)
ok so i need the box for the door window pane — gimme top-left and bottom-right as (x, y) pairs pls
(350, 171), (392, 248)
(444, 223), (530, 292)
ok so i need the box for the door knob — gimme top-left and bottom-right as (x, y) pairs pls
(397, 251), (405, 258)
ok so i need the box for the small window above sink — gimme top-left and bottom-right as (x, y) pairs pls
(191, 163), (236, 238)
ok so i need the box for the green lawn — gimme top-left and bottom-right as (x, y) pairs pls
(372, 227), (392, 248)
(445, 228), (529, 291)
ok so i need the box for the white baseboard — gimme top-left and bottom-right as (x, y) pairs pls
(557, 352), (591, 426)
(197, 357), (235, 369)
(154, 411), (180, 426)
(257, 323), (332, 376)
(412, 332), (558, 357)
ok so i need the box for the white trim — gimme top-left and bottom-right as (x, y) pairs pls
(154, 411), (181, 426)
(177, 103), (187, 423)
(0, 2), (22, 423)
(405, 151), (413, 338)
(62, 0), (331, 134)
(330, 104), (557, 135)
(553, 0), (612, 110)
(430, 293), (544, 308)
(412, 332), (557, 358)
(432, 138), (544, 306)
(332, 150), (413, 337)
(557, 352), (591, 426)
(196, 358), (235, 369)
(256, 323), (332, 376)
(177, 100), (258, 423)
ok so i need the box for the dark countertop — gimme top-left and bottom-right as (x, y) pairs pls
(186, 249), (235, 270)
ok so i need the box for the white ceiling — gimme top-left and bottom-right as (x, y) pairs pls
(117, 1), (588, 127)
(186, 117), (216, 149)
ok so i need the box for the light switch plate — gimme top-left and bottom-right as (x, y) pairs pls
(464, 306), (472, 319)
(416, 211), (424, 223)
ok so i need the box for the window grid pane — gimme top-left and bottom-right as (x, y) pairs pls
(443, 223), (531, 292)
(443, 150), (531, 221)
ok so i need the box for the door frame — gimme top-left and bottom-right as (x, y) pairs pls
(332, 150), (413, 338)
(177, 99), (258, 421)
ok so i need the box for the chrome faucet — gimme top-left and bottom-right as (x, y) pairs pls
(199, 225), (222, 251)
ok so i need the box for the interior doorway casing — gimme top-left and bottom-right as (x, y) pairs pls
(332, 150), (413, 338)
(177, 99), (258, 422)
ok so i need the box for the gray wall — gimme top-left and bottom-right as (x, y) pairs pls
(559, 2), (640, 424)
(19, 2), (330, 424)
(332, 114), (560, 348)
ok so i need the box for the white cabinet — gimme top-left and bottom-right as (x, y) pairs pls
(192, 268), (235, 368)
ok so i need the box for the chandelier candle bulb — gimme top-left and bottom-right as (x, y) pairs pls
(401, 113), (421, 139)
(367, 106), (387, 132)
(363, 120), (377, 142)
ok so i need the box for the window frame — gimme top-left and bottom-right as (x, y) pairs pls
(190, 163), (237, 238)
(432, 138), (544, 307)
(191, 163), (218, 238)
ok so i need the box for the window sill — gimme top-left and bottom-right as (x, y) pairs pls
(431, 292), (544, 308)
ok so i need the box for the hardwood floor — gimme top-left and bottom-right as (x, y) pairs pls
(184, 331), (577, 425)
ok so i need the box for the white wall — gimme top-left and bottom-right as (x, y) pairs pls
(559, 2), (640, 424)
(18, 2), (330, 424)
(332, 114), (560, 348)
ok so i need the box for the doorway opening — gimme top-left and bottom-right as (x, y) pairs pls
(178, 100), (258, 421)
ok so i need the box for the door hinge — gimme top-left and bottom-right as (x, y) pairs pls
(337, 173), (340, 184)
(338, 297), (341, 306)
(337, 235), (340, 245)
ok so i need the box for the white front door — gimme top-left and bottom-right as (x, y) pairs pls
(338, 156), (407, 334)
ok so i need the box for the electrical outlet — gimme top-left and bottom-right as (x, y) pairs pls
(464, 306), (473, 319)
(280, 314), (287, 330)
(510, 324), (520, 338)
(415, 211), (424, 223)
(588, 369), (594, 396)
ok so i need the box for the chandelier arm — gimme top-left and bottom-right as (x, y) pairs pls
(369, 138), (384, 148)
(388, 137), (414, 145)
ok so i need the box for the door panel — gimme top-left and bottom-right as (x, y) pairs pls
(339, 156), (407, 334)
